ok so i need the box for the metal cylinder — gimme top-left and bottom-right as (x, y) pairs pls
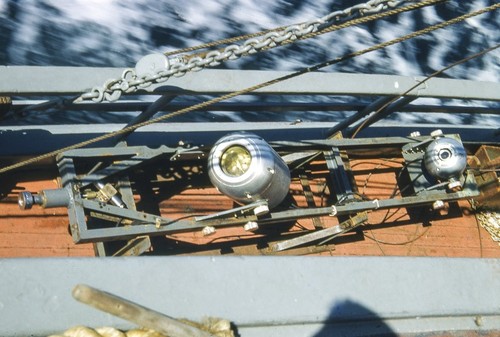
(39, 188), (71, 208)
(208, 132), (290, 208)
(95, 181), (126, 208)
(18, 188), (70, 209)
(424, 136), (467, 181)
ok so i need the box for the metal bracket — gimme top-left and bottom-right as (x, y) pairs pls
(195, 200), (269, 222)
(270, 212), (368, 252)
(17, 133), (479, 255)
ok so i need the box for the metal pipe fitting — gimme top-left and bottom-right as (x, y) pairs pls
(18, 188), (70, 210)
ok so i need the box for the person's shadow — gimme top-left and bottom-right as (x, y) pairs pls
(312, 299), (397, 337)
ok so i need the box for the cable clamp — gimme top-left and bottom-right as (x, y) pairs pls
(372, 199), (380, 209)
(329, 205), (338, 217)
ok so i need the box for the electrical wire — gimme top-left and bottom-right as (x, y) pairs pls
(364, 226), (430, 245)
(360, 156), (430, 247)
(350, 42), (500, 138)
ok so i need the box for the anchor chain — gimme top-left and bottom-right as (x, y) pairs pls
(76, 0), (416, 104)
(3, 1), (498, 176)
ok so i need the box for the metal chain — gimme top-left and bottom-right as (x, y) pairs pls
(2, 2), (497, 176)
(76, 0), (435, 104)
(163, 0), (411, 57)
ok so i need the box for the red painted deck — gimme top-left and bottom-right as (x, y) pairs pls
(1, 156), (498, 258)
(0, 179), (94, 257)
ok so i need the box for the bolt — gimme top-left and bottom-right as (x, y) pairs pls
(18, 191), (33, 210)
(201, 226), (216, 236)
(430, 129), (444, 138)
(253, 204), (270, 216)
(447, 180), (462, 191)
(18, 191), (43, 210)
(244, 221), (259, 232)
(432, 200), (445, 210)
(410, 131), (421, 137)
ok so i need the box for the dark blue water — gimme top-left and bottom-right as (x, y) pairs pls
(0, 0), (498, 125)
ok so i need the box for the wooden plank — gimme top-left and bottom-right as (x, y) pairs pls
(0, 158), (498, 258)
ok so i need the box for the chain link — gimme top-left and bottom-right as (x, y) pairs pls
(75, 0), (413, 104)
(4, 1), (499, 176)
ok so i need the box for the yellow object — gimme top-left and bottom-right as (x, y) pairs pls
(220, 145), (252, 177)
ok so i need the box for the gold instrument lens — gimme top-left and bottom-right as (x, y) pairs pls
(220, 145), (252, 177)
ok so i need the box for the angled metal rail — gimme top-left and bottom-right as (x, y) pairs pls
(0, 67), (499, 162)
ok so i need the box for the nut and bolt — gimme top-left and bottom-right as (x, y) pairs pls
(432, 200), (445, 210)
(201, 226), (216, 236)
(253, 204), (270, 216)
(430, 129), (444, 138)
(244, 221), (259, 232)
(447, 180), (462, 191)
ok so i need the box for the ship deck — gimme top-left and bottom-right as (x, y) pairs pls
(0, 69), (498, 257)
(0, 67), (499, 337)
(2, 158), (498, 258)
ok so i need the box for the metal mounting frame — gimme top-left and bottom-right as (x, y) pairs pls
(54, 133), (479, 255)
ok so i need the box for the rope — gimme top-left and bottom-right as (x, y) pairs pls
(350, 42), (500, 138)
(164, 27), (286, 57)
(166, 0), (446, 58)
(80, 0), (447, 103)
(258, 0), (448, 52)
(0, 2), (498, 175)
(49, 318), (234, 337)
(476, 211), (500, 246)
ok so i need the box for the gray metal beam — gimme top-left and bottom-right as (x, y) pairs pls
(1, 66), (499, 101)
(325, 96), (396, 137)
(0, 256), (499, 337)
(0, 122), (497, 161)
(344, 96), (417, 137)
(9, 100), (500, 114)
(0, 66), (123, 95)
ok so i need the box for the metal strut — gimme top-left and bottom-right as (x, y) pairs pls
(17, 133), (480, 258)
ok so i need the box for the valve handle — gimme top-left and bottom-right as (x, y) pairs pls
(18, 191), (42, 210)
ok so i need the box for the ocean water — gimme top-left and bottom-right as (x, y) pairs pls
(0, 0), (498, 125)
